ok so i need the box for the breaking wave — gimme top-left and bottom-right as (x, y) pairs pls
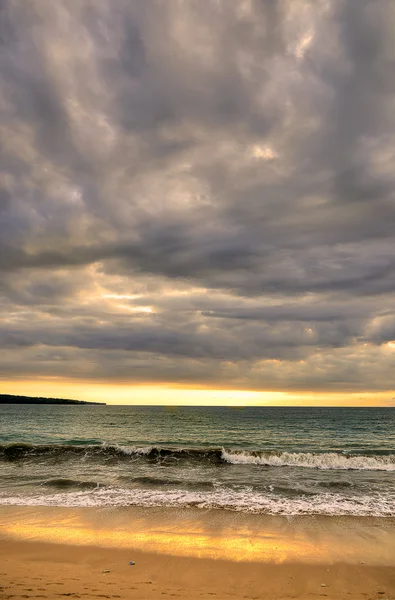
(1, 443), (395, 471)
(220, 449), (395, 471)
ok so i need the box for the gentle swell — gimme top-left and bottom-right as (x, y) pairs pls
(41, 478), (103, 490)
(117, 475), (216, 489)
(1, 443), (395, 471)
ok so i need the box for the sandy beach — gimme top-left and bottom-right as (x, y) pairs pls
(1, 507), (395, 600)
(2, 538), (395, 600)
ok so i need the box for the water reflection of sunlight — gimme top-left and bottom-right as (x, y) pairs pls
(1, 514), (314, 562)
(2, 507), (395, 565)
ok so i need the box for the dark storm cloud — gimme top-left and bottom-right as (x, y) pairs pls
(1, 0), (395, 392)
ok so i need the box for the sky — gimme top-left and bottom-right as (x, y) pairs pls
(1, 0), (395, 406)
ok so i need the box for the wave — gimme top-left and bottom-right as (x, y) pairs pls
(0, 443), (223, 463)
(220, 449), (395, 471)
(41, 478), (103, 490)
(1, 443), (395, 471)
(1, 486), (394, 517)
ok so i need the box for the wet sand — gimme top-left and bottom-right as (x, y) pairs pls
(1, 506), (395, 599)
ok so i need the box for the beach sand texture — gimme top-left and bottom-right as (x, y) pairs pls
(2, 540), (395, 600)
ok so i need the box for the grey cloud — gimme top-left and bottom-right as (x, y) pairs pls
(1, 0), (395, 394)
(202, 304), (370, 322)
(1, 341), (395, 393)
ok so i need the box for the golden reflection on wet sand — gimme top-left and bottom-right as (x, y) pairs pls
(1, 506), (395, 565)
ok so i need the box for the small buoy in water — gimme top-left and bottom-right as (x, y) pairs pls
(129, 561), (135, 566)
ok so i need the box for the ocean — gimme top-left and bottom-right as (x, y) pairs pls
(1, 405), (395, 517)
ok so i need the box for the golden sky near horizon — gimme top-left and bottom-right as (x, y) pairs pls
(2, 380), (395, 407)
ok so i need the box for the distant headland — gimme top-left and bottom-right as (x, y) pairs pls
(0, 394), (105, 405)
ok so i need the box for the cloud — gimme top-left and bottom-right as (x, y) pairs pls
(1, 0), (395, 395)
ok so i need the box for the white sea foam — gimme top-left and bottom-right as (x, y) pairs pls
(221, 449), (395, 471)
(101, 443), (154, 455)
(0, 487), (394, 517)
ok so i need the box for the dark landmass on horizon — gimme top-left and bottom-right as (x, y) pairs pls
(0, 394), (105, 405)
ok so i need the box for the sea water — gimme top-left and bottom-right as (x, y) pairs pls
(1, 405), (395, 516)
